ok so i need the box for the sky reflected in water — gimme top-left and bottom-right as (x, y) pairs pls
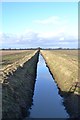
(29, 54), (69, 118)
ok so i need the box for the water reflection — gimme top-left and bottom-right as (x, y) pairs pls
(25, 54), (80, 119)
(28, 55), (68, 118)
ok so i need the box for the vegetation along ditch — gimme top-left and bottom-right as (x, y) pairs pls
(2, 50), (39, 119)
(1, 49), (80, 119)
(26, 53), (80, 119)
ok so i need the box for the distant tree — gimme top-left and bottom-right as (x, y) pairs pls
(58, 48), (62, 50)
(9, 48), (11, 50)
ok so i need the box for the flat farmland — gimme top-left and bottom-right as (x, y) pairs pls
(41, 50), (79, 94)
(1, 50), (30, 56)
(1, 50), (35, 68)
(0, 50), (37, 83)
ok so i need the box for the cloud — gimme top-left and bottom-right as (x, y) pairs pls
(34, 16), (61, 25)
(1, 30), (78, 49)
(1, 16), (78, 49)
(59, 37), (65, 41)
(34, 16), (77, 39)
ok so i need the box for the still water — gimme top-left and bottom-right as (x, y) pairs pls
(29, 54), (69, 118)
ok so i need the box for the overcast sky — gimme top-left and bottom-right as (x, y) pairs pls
(1, 2), (78, 48)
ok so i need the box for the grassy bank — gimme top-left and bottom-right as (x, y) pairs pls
(41, 50), (79, 95)
(2, 50), (39, 119)
(0, 50), (35, 83)
(2, 50), (35, 69)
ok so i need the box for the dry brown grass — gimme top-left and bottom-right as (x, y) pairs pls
(0, 50), (37, 83)
(41, 50), (79, 94)
(2, 50), (35, 68)
(1, 50), (30, 56)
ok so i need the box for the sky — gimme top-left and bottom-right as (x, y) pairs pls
(0, 2), (78, 48)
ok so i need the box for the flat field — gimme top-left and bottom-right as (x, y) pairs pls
(1, 50), (35, 69)
(0, 50), (36, 83)
(41, 50), (79, 94)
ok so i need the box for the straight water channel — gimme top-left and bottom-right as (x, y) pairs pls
(29, 54), (69, 118)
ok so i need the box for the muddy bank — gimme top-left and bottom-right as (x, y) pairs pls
(40, 50), (79, 94)
(2, 50), (39, 119)
(59, 90), (80, 118)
